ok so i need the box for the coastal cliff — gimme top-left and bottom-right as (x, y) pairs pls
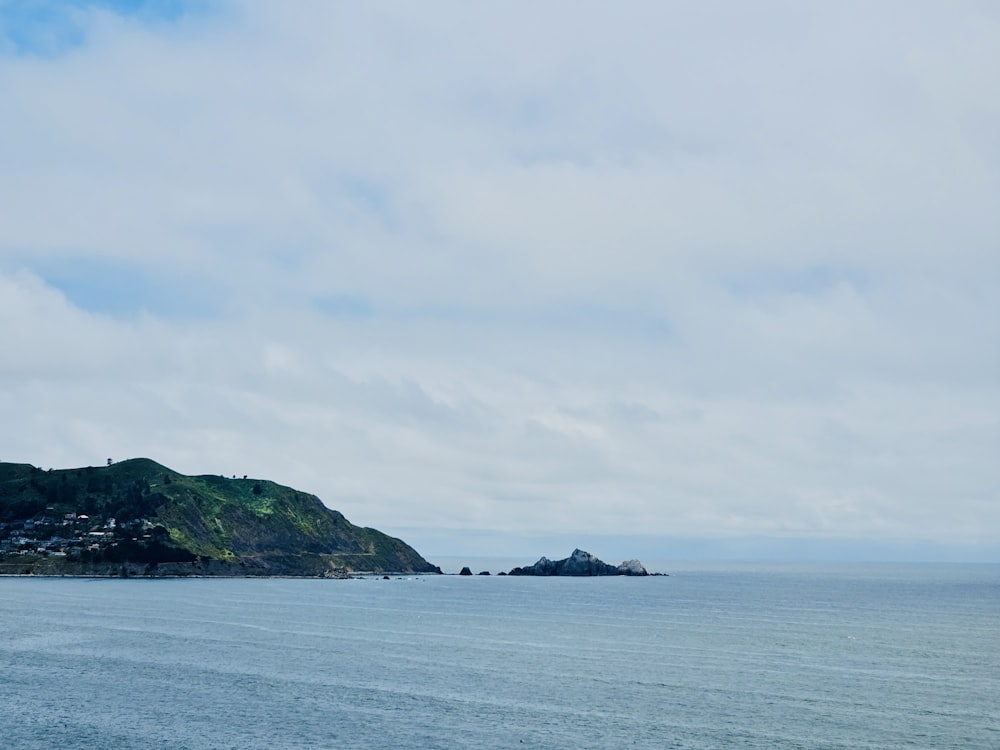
(0, 458), (440, 576)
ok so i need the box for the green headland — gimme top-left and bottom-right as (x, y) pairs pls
(0, 458), (440, 577)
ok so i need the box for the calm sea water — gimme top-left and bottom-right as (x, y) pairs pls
(1, 564), (997, 749)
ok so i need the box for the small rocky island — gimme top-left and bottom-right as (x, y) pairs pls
(508, 548), (649, 576)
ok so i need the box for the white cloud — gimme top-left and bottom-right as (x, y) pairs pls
(1, 1), (998, 558)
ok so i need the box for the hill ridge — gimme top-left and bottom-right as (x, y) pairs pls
(0, 458), (439, 577)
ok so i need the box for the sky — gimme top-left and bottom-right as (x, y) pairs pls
(1, 0), (998, 563)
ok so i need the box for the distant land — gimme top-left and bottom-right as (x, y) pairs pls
(0, 458), (440, 577)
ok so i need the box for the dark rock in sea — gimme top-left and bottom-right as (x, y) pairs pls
(478, 571), (491, 576)
(508, 548), (648, 577)
(459, 566), (473, 576)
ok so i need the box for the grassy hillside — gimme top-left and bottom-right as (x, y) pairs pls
(0, 458), (439, 576)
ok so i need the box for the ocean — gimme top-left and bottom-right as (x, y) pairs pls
(1, 563), (997, 749)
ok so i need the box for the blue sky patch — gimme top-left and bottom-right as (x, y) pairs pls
(36, 258), (220, 319)
(0, 0), (212, 57)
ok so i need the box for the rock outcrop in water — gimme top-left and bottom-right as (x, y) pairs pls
(507, 548), (648, 576)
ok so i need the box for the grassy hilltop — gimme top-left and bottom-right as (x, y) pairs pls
(0, 458), (439, 577)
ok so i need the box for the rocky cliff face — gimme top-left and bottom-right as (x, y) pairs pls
(508, 548), (648, 576)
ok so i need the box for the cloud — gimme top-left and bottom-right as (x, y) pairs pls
(1, 1), (998, 558)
